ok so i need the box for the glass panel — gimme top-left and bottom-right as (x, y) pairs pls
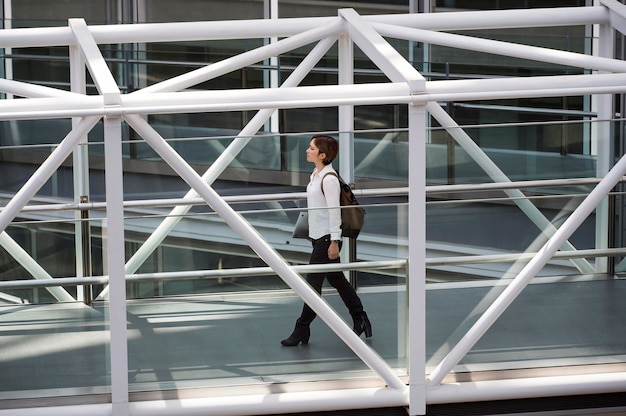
(424, 165), (626, 375)
(121, 198), (408, 391)
(428, 120), (595, 185)
(278, 0), (409, 18)
(0, 221), (110, 398)
(141, 0), (265, 22)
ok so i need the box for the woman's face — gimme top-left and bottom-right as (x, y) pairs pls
(306, 139), (322, 164)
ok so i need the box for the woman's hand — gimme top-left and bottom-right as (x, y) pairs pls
(328, 241), (340, 260)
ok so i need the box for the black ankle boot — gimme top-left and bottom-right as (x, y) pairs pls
(352, 311), (372, 338)
(281, 322), (310, 346)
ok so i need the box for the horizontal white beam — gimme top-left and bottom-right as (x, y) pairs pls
(427, 371), (626, 404)
(366, 6), (609, 31)
(0, 17), (338, 48)
(420, 72), (626, 102)
(0, 387), (408, 416)
(0, 83), (409, 119)
(0, 7), (609, 49)
(4, 72), (626, 120)
(1, 371), (623, 415)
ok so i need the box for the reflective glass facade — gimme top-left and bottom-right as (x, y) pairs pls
(1, 1), (625, 415)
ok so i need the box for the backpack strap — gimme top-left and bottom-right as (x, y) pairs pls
(320, 172), (338, 195)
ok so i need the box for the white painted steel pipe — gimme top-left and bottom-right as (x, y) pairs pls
(427, 371), (626, 404)
(123, 83), (410, 112)
(123, 113), (407, 392)
(134, 21), (341, 94)
(102, 115), (129, 415)
(0, 403), (112, 416)
(365, 6), (609, 31)
(427, 148), (626, 387)
(10, 176), (609, 214)
(407, 104), (428, 415)
(128, 387), (408, 416)
(69, 19), (121, 104)
(421, 72), (626, 102)
(8, 72), (626, 121)
(0, 95), (102, 120)
(0, 8), (608, 49)
(0, 25), (73, 48)
(0, 18), (337, 48)
(0, 83), (410, 120)
(427, 102), (594, 274)
(0, 260), (405, 291)
(0, 372), (622, 416)
(373, 21), (626, 73)
(0, 387), (407, 416)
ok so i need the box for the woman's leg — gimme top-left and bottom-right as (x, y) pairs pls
(323, 241), (372, 338)
(296, 236), (330, 326)
(280, 236), (327, 346)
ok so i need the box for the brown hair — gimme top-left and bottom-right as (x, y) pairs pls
(312, 135), (338, 165)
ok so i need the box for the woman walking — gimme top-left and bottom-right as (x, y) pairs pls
(281, 135), (372, 346)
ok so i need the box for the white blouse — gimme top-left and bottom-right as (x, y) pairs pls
(307, 164), (341, 241)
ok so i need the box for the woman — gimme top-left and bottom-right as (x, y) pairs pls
(281, 135), (372, 347)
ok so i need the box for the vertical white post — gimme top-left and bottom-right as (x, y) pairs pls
(70, 41), (90, 302)
(593, 21), (614, 273)
(2, 0), (12, 98)
(338, 15), (356, 285)
(338, 28), (354, 178)
(408, 103), (427, 416)
(266, 0), (280, 133)
(104, 115), (129, 416)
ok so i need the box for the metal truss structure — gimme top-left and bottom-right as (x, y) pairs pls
(2, 1), (626, 415)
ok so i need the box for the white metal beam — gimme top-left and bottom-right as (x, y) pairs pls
(601, 0), (626, 35)
(69, 19), (120, 105)
(0, 8), (609, 49)
(7, 71), (626, 120)
(408, 103), (427, 416)
(339, 8), (425, 91)
(103, 114), (129, 416)
(365, 6), (609, 31)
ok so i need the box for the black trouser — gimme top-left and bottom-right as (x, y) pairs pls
(296, 235), (363, 326)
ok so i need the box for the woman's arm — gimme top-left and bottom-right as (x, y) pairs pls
(322, 173), (342, 241)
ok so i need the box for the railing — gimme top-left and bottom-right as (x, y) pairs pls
(3, 175), (625, 302)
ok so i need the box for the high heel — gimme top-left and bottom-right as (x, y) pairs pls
(352, 311), (372, 338)
(281, 323), (310, 346)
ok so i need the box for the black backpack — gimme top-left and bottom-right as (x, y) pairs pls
(322, 172), (365, 238)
